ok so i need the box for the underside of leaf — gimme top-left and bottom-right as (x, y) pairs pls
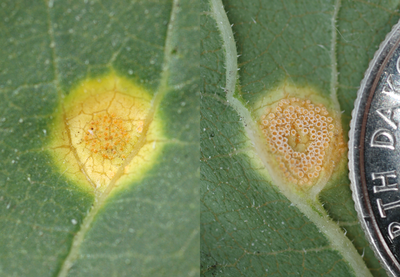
(256, 83), (345, 192)
(201, 0), (379, 276)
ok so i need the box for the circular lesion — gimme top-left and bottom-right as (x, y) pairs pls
(66, 90), (151, 189)
(48, 72), (162, 193)
(260, 97), (345, 186)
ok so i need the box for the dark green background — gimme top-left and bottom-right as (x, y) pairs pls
(0, 0), (199, 276)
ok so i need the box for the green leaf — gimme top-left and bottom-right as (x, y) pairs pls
(201, 0), (400, 276)
(0, 0), (199, 276)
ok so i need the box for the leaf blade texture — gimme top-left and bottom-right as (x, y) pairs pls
(200, 0), (400, 276)
(0, 0), (199, 276)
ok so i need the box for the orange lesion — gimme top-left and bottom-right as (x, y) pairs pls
(82, 113), (131, 161)
(260, 97), (345, 188)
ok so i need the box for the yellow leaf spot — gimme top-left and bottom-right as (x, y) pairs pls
(49, 71), (163, 193)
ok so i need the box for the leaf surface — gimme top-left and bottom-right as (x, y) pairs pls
(0, 0), (199, 276)
(200, 0), (400, 276)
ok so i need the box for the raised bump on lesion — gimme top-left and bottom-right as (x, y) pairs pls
(256, 84), (345, 190)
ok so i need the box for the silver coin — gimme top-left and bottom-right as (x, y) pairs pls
(349, 20), (400, 276)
